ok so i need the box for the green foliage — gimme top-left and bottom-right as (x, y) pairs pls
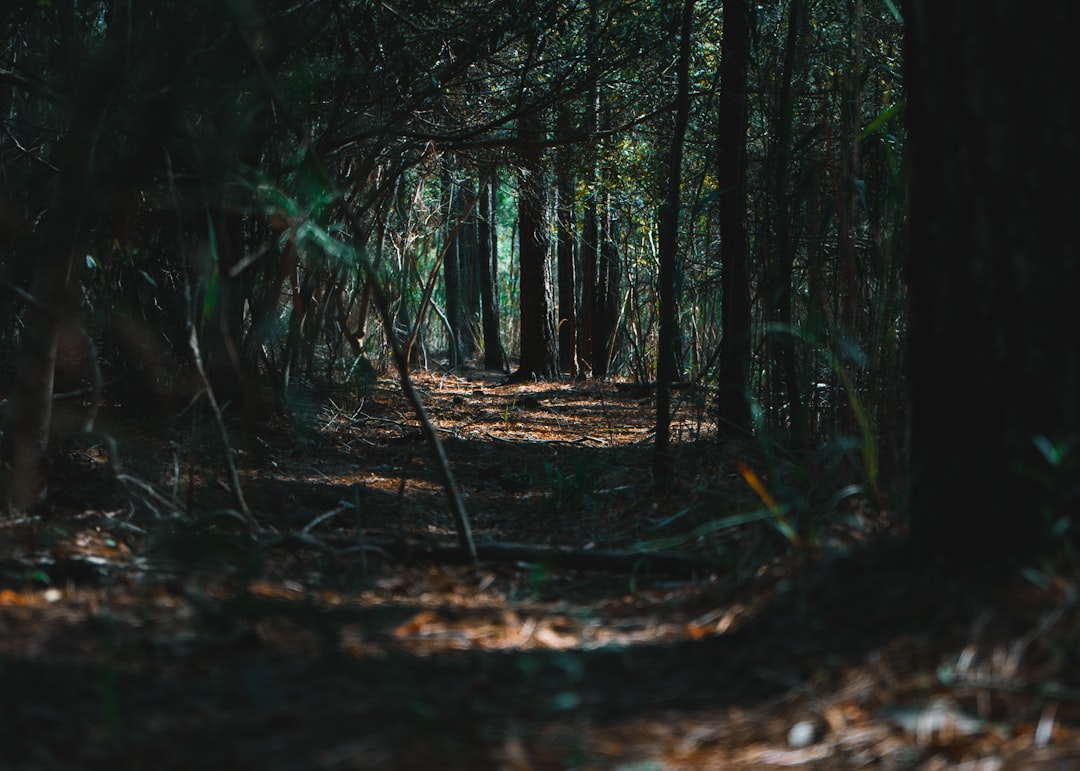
(636, 505), (794, 553)
(1022, 435), (1080, 567)
(0, 0), (908, 554)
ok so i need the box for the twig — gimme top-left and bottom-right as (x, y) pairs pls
(300, 502), (353, 534)
(116, 472), (177, 516)
(4, 126), (59, 172)
(259, 530), (391, 561)
(305, 535), (716, 577)
(187, 327), (256, 531)
(405, 199), (478, 364)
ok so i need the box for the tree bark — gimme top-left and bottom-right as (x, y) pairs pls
(905, 1), (1080, 563)
(477, 163), (506, 371)
(714, 0), (753, 437)
(7, 5), (105, 509)
(442, 169), (480, 368)
(654, 0), (695, 486)
(594, 187), (622, 378)
(511, 109), (558, 381)
(766, 0), (807, 445)
(555, 108), (578, 377)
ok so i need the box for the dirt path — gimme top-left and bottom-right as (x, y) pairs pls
(2, 370), (1078, 769)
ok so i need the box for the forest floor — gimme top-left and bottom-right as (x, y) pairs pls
(2, 367), (1080, 770)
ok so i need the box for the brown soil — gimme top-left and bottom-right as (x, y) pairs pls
(2, 368), (1079, 769)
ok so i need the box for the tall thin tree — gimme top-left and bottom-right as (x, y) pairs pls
(477, 162), (506, 371)
(766, 0), (808, 445)
(655, 0), (695, 486)
(715, 0), (754, 436)
(555, 106), (578, 377)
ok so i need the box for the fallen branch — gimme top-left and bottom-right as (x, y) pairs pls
(300, 535), (716, 577)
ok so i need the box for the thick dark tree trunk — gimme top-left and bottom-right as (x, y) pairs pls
(477, 164), (506, 371)
(905, 1), (1080, 564)
(714, 0), (753, 437)
(511, 110), (558, 381)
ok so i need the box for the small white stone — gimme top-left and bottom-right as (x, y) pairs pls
(787, 720), (818, 748)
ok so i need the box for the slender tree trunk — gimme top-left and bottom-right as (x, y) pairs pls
(766, 0), (807, 444)
(477, 163), (506, 371)
(579, 194), (598, 378)
(443, 171), (463, 367)
(655, 0), (695, 487)
(555, 109), (578, 377)
(593, 95), (621, 379)
(443, 169), (481, 368)
(715, 0), (753, 437)
(511, 109), (558, 381)
(576, 0), (601, 378)
(905, 1), (1080, 564)
(460, 208), (481, 360)
(594, 186), (621, 378)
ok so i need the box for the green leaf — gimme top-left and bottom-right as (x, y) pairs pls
(859, 100), (905, 142)
(1033, 434), (1063, 467)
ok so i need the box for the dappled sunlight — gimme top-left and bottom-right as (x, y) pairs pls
(2, 371), (1077, 767)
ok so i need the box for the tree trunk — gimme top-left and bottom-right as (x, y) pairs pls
(477, 164), (506, 371)
(579, 190), (598, 377)
(905, 1), (1080, 564)
(594, 188), (622, 378)
(7, 6), (105, 509)
(511, 110), (558, 381)
(442, 169), (479, 368)
(578, 97), (600, 374)
(654, 0), (695, 487)
(766, 0), (807, 444)
(8, 158), (85, 509)
(715, 0), (753, 437)
(555, 109), (578, 378)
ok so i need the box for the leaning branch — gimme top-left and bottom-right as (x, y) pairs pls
(234, 26), (478, 567)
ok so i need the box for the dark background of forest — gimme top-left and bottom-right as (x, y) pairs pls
(1, 0), (1080, 766)
(1, 0), (1073, 563)
(0, 0), (910, 511)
